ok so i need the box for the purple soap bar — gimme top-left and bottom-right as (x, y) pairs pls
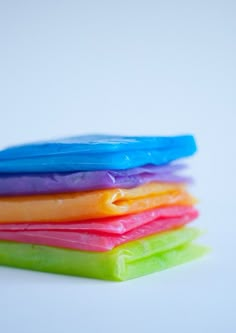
(0, 164), (191, 196)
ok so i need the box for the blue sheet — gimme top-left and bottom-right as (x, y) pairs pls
(0, 134), (197, 173)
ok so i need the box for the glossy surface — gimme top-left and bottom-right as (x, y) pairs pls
(0, 210), (197, 251)
(0, 206), (197, 233)
(0, 134), (197, 158)
(0, 227), (208, 281)
(0, 183), (195, 223)
(0, 135), (197, 172)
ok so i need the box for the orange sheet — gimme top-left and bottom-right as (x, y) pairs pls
(0, 183), (195, 223)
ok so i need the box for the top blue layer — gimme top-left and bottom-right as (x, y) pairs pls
(0, 134), (197, 173)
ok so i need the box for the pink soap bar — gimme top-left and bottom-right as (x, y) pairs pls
(0, 208), (198, 252)
(0, 206), (198, 234)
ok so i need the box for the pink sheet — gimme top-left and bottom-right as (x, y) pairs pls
(0, 206), (198, 234)
(0, 207), (198, 252)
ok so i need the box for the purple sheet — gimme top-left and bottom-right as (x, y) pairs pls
(0, 164), (192, 196)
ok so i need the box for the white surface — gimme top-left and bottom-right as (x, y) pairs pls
(0, 1), (236, 332)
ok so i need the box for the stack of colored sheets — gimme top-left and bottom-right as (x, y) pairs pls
(0, 135), (207, 281)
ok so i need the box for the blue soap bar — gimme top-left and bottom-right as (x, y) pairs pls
(0, 134), (197, 173)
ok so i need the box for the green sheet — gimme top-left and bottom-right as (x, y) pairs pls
(0, 227), (208, 281)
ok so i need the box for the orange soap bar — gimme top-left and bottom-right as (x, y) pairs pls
(0, 183), (195, 223)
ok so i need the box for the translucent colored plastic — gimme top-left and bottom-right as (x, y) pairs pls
(0, 135), (197, 173)
(0, 227), (208, 281)
(0, 208), (198, 251)
(0, 206), (197, 233)
(0, 164), (192, 196)
(0, 183), (195, 223)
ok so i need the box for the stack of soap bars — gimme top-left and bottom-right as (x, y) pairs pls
(0, 135), (207, 281)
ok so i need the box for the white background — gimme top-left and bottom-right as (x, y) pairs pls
(0, 1), (235, 332)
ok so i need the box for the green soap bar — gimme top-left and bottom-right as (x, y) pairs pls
(0, 227), (208, 281)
